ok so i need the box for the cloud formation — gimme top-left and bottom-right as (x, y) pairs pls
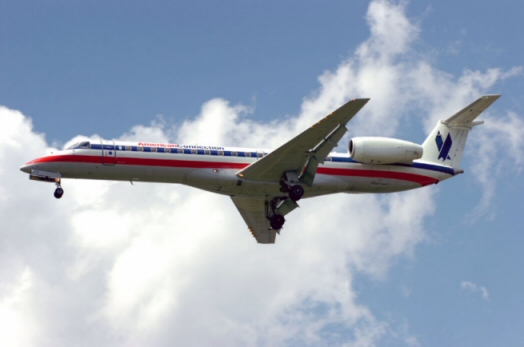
(460, 281), (490, 301)
(1, 1), (521, 346)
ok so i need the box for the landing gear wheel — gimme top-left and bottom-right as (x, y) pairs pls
(270, 214), (285, 230)
(54, 187), (64, 199)
(289, 185), (304, 202)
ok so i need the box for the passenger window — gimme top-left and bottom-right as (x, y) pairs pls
(204, 150), (210, 155)
(138, 147), (144, 151)
(325, 156), (332, 161)
(245, 152), (251, 157)
(151, 147), (157, 152)
(231, 151), (237, 156)
(191, 149), (197, 154)
(218, 150), (224, 156)
(177, 148), (184, 153)
(257, 152), (263, 158)
(125, 146), (131, 151)
(164, 148), (170, 153)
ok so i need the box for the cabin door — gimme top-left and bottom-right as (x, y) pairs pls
(101, 140), (117, 166)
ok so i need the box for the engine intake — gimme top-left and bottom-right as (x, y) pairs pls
(349, 137), (423, 164)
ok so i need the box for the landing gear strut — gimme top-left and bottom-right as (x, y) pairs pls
(280, 171), (305, 202)
(54, 180), (64, 199)
(264, 193), (301, 231)
(266, 197), (287, 231)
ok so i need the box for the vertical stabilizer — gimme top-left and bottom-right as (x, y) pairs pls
(420, 95), (500, 169)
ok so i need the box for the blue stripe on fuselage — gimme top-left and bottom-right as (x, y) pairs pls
(331, 156), (454, 175)
(85, 144), (455, 176)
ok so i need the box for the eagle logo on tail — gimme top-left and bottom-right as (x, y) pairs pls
(435, 131), (452, 161)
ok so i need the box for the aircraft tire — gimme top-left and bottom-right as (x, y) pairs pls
(289, 185), (304, 202)
(270, 214), (285, 230)
(54, 188), (64, 199)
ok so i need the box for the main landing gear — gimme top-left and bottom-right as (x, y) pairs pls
(54, 180), (64, 199)
(269, 213), (285, 230)
(266, 197), (286, 231)
(288, 185), (304, 202)
(266, 196), (299, 231)
(279, 171), (305, 202)
(266, 171), (306, 231)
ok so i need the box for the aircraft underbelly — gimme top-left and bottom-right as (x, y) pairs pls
(186, 169), (245, 194)
(343, 165), (433, 193)
(58, 162), (190, 183)
(346, 177), (417, 193)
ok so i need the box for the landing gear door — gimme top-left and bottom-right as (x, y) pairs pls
(101, 140), (117, 166)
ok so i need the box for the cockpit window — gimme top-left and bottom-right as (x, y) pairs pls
(67, 141), (91, 149)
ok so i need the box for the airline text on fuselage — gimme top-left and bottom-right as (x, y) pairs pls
(137, 142), (225, 150)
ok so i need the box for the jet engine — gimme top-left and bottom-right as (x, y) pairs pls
(348, 137), (423, 164)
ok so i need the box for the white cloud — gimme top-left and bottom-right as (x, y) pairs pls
(460, 281), (490, 300)
(0, 1), (521, 346)
(118, 116), (171, 144)
(467, 110), (524, 220)
(0, 267), (39, 347)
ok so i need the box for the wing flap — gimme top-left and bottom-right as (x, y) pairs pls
(300, 124), (347, 186)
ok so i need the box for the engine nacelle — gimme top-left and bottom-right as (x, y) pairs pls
(348, 137), (423, 164)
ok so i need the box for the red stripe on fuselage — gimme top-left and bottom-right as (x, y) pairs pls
(30, 154), (248, 169)
(317, 167), (438, 186)
(30, 154), (438, 186)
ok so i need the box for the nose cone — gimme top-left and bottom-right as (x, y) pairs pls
(20, 159), (39, 173)
(20, 163), (33, 174)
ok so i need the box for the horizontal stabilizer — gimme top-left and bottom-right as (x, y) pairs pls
(444, 95), (500, 127)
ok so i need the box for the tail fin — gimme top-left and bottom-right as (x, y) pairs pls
(420, 95), (500, 169)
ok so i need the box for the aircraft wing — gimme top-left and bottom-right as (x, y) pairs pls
(236, 98), (369, 186)
(231, 196), (276, 244)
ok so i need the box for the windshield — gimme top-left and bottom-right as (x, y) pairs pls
(67, 141), (91, 149)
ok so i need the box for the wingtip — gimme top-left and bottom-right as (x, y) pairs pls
(482, 94), (502, 99)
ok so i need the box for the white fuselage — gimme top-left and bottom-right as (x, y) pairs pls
(21, 140), (455, 198)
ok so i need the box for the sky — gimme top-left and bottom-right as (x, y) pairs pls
(1, 1), (523, 346)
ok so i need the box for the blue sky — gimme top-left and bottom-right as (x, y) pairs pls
(1, 1), (523, 346)
(3, 1), (523, 144)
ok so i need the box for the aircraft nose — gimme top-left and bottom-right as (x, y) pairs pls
(20, 162), (34, 174)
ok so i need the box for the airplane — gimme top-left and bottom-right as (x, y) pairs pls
(20, 95), (500, 243)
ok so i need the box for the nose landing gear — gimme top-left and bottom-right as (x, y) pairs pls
(54, 180), (64, 199)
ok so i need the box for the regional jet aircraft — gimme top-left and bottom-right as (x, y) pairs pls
(20, 96), (500, 243)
